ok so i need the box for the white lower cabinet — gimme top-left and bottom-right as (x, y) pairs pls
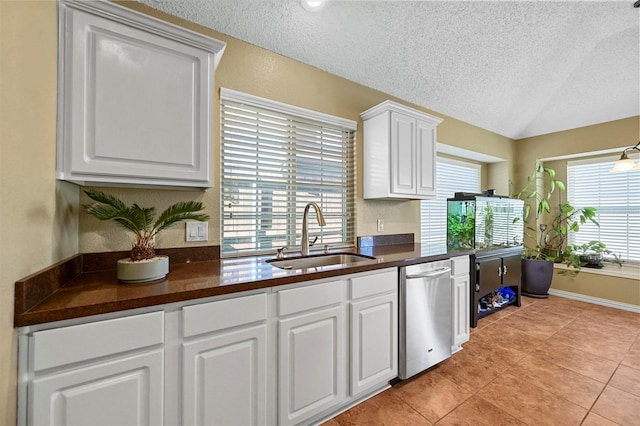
(20, 269), (399, 426)
(349, 269), (398, 397)
(451, 256), (471, 352)
(31, 350), (164, 426)
(181, 293), (268, 426)
(24, 311), (165, 426)
(277, 280), (346, 426)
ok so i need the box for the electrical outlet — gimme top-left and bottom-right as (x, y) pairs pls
(186, 221), (208, 242)
(377, 219), (384, 233)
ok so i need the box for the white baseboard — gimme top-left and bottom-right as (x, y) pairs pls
(548, 289), (640, 313)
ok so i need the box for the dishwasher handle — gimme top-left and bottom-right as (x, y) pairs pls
(405, 267), (451, 280)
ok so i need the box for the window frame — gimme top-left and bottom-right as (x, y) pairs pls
(567, 155), (640, 263)
(219, 88), (357, 257)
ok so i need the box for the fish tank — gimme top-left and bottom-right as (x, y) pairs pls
(447, 190), (524, 252)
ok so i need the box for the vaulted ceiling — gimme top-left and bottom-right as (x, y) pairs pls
(139, 0), (640, 140)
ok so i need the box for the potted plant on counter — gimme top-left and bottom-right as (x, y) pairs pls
(83, 189), (209, 283)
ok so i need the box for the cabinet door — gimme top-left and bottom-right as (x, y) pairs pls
(416, 119), (436, 197)
(452, 274), (470, 350)
(30, 350), (163, 426)
(390, 112), (417, 195)
(476, 257), (503, 295)
(182, 324), (267, 426)
(501, 253), (522, 287)
(350, 292), (397, 396)
(278, 306), (345, 426)
(57, 0), (225, 188)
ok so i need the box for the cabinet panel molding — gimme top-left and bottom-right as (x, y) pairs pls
(30, 350), (163, 426)
(57, 0), (225, 188)
(31, 311), (164, 372)
(278, 306), (346, 426)
(182, 325), (267, 426)
(349, 293), (398, 396)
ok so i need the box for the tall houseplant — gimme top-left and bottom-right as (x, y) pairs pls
(83, 189), (209, 283)
(514, 164), (598, 296)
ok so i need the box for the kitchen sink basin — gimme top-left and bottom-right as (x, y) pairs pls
(267, 253), (376, 270)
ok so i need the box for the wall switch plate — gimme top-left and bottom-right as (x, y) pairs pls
(377, 219), (384, 233)
(186, 221), (208, 242)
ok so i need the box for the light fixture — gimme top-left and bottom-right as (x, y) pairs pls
(610, 141), (640, 172)
(300, 0), (330, 12)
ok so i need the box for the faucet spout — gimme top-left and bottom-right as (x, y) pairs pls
(301, 202), (326, 256)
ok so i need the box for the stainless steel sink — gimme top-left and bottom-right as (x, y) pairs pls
(267, 253), (376, 270)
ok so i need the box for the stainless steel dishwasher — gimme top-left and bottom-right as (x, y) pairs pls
(399, 260), (452, 379)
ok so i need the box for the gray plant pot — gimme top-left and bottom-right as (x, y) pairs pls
(579, 253), (603, 268)
(521, 258), (554, 298)
(117, 255), (169, 283)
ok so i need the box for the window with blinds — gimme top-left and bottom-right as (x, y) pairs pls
(567, 156), (640, 262)
(220, 89), (357, 256)
(421, 158), (481, 250)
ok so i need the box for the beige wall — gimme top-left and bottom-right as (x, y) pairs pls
(514, 116), (639, 192)
(1, 1), (79, 423)
(515, 117), (640, 306)
(552, 271), (640, 306)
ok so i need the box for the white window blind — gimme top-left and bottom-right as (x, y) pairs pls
(220, 89), (356, 256)
(421, 157), (481, 250)
(567, 156), (640, 262)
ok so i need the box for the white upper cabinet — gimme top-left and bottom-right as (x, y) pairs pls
(361, 101), (442, 199)
(56, 0), (225, 188)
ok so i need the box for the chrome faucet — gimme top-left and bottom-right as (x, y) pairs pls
(300, 202), (326, 256)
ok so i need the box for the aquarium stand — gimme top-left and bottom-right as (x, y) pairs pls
(471, 247), (522, 327)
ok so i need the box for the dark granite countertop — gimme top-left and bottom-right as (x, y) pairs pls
(14, 240), (473, 328)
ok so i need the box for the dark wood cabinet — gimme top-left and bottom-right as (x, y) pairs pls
(471, 248), (522, 327)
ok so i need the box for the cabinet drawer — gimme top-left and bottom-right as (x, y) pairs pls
(278, 280), (343, 317)
(450, 256), (470, 276)
(183, 293), (267, 338)
(350, 268), (397, 300)
(31, 311), (164, 372)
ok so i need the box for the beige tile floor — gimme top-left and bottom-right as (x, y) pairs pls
(323, 295), (640, 426)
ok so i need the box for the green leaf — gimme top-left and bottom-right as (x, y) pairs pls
(84, 189), (127, 211)
(153, 201), (209, 234)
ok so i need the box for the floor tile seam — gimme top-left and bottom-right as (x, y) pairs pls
(498, 320), (565, 338)
(499, 370), (590, 419)
(619, 361), (640, 373)
(606, 363), (640, 399)
(579, 363), (628, 426)
(473, 382), (538, 426)
(427, 391), (475, 425)
(432, 393), (526, 426)
(526, 347), (617, 385)
(393, 390), (468, 425)
(389, 391), (436, 425)
(552, 338), (626, 363)
(569, 320), (640, 339)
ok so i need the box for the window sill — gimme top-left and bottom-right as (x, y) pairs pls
(554, 262), (640, 280)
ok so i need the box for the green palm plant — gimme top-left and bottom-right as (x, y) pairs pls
(83, 189), (209, 261)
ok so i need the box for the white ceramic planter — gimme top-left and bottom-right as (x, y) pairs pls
(117, 256), (169, 283)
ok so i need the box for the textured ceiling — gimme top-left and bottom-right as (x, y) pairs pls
(139, 0), (640, 139)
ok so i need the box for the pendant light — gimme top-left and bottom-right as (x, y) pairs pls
(300, 0), (330, 12)
(610, 141), (640, 173)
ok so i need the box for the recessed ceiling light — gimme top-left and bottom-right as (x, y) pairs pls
(300, 0), (330, 12)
